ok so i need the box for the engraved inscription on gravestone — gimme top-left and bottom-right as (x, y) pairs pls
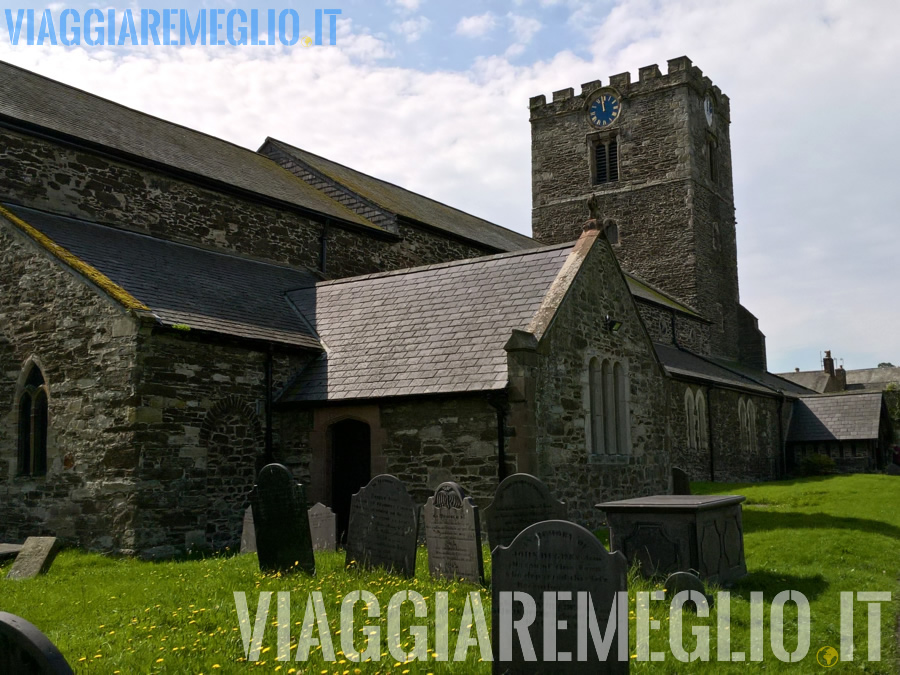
(345, 475), (418, 577)
(6, 537), (60, 581)
(239, 506), (256, 554)
(308, 503), (337, 552)
(491, 521), (629, 674)
(484, 473), (566, 550)
(424, 482), (484, 584)
(250, 463), (315, 575)
(0, 611), (74, 674)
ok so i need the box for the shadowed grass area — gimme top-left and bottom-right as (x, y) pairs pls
(0, 474), (897, 673)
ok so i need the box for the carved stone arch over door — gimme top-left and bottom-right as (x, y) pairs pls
(200, 395), (265, 549)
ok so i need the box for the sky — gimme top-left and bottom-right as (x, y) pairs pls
(2, 0), (898, 373)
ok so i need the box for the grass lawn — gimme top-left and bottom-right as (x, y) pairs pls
(1, 474), (898, 673)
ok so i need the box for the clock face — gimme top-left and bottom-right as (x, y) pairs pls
(704, 95), (714, 126)
(588, 93), (621, 128)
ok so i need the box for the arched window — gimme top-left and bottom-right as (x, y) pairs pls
(587, 357), (630, 456)
(738, 397), (757, 454)
(18, 364), (49, 476)
(684, 389), (697, 451)
(696, 389), (709, 452)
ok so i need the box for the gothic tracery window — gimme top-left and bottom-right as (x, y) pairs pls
(18, 364), (49, 476)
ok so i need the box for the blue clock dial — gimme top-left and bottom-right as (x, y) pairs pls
(588, 93), (621, 128)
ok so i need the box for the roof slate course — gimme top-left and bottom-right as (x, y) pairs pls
(787, 393), (885, 442)
(264, 139), (538, 253)
(281, 244), (574, 402)
(0, 61), (375, 229)
(654, 344), (814, 397)
(5, 205), (322, 349)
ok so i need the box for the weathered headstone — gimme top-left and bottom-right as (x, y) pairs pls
(491, 520), (629, 673)
(672, 467), (691, 495)
(664, 571), (714, 610)
(484, 473), (566, 550)
(239, 507), (256, 554)
(345, 475), (418, 577)
(0, 612), (74, 674)
(6, 538), (60, 580)
(249, 464), (315, 575)
(308, 503), (337, 552)
(424, 482), (484, 584)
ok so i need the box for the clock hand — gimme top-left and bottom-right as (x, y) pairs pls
(601, 97), (606, 112)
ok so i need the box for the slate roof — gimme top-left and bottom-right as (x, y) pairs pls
(281, 244), (574, 402)
(776, 370), (836, 394)
(787, 392), (886, 442)
(0, 61), (376, 230)
(626, 275), (704, 319)
(845, 366), (900, 391)
(265, 139), (538, 252)
(4, 205), (322, 349)
(654, 344), (814, 397)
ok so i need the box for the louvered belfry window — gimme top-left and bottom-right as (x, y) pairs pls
(594, 138), (619, 185)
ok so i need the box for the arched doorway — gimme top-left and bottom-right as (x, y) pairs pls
(328, 419), (371, 544)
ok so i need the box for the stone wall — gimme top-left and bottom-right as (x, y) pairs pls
(636, 300), (711, 355)
(529, 58), (741, 360)
(0, 127), (503, 281)
(129, 330), (312, 556)
(508, 233), (670, 527)
(0, 220), (140, 551)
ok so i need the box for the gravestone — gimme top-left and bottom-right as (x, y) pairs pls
(672, 467), (691, 495)
(6, 538), (60, 580)
(345, 475), (418, 577)
(484, 473), (566, 550)
(239, 507), (256, 554)
(596, 495), (747, 584)
(491, 521), (629, 673)
(249, 464), (315, 575)
(308, 503), (337, 552)
(664, 571), (714, 610)
(424, 482), (484, 584)
(0, 612), (74, 674)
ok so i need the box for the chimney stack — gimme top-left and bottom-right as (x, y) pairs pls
(823, 350), (835, 376)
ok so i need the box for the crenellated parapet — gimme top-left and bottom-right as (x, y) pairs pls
(529, 55), (730, 123)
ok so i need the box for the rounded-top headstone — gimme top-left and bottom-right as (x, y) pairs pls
(424, 481), (484, 584)
(250, 463), (315, 575)
(0, 611), (74, 674)
(345, 474), (418, 577)
(484, 473), (566, 551)
(664, 571), (713, 609)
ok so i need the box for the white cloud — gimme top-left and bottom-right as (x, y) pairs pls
(508, 14), (542, 44)
(392, 0), (423, 11)
(1, 0), (898, 369)
(455, 13), (497, 38)
(391, 16), (431, 43)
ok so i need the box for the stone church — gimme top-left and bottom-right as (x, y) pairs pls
(0, 56), (892, 556)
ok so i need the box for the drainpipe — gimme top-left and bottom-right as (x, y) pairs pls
(265, 345), (274, 462)
(777, 394), (786, 477)
(487, 394), (509, 482)
(319, 221), (330, 275)
(708, 387), (715, 482)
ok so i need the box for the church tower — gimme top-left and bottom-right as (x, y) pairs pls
(530, 56), (742, 360)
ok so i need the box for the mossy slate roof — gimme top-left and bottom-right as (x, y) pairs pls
(6, 205), (322, 349)
(281, 244), (574, 402)
(787, 392), (885, 442)
(0, 61), (376, 230)
(264, 139), (538, 253)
